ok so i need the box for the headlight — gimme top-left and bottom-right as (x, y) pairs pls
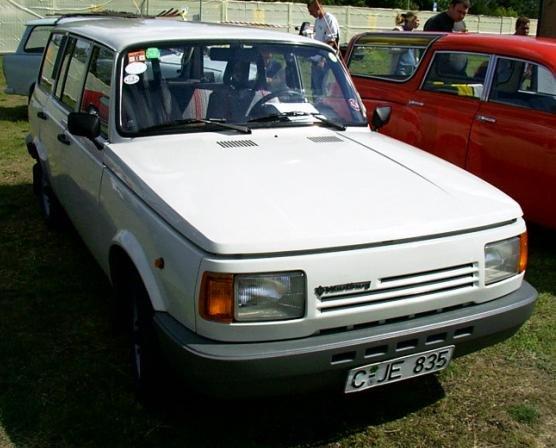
(484, 233), (527, 285)
(200, 271), (306, 322)
(235, 272), (306, 321)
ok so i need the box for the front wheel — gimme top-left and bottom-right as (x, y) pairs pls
(126, 269), (163, 402)
(32, 163), (66, 229)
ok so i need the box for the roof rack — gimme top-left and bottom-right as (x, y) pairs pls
(51, 10), (154, 25)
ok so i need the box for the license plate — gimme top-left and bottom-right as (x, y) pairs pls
(345, 346), (454, 393)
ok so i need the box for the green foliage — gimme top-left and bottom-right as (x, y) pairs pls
(508, 404), (540, 424)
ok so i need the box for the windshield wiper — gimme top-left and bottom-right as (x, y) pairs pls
(311, 113), (346, 131)
(248, 111), (346, 131)
(248, 111), (306, 123)
(139, 118), (251, 134)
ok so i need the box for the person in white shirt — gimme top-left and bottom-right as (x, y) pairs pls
(307, 0), (340, 51)
(306, 0), (340, 96)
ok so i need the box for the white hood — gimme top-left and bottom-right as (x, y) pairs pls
(106, 127), (521, 255)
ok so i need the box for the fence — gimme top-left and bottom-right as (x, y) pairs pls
(0, 0), (538, 53)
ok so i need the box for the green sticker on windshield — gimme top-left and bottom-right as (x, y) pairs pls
(146, 47), (161, 60)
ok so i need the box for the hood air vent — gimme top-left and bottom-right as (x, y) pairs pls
(217, 140), (258, 148)
(307, 136), (343, 143)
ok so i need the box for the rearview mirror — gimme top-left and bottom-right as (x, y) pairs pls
(370, 106), (391, 131)
(68, 112), (103, 149)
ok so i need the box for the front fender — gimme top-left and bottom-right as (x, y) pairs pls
(111, 230), (167, 312)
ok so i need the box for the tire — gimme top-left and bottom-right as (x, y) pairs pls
(126, 269), (163, 403)
(32, 162), (66, 229)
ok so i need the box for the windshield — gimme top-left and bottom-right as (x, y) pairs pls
(119, 42), (367, 134)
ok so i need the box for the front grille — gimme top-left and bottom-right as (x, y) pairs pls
(318, 302), (474, 336)
(317, 263), (479, 313)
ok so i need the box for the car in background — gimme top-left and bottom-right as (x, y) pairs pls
(3, 18), (56, 98)
(345, 32), (556, 229)
(3, 13), (136, 99)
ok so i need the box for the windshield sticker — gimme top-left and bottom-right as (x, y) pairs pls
(146, 47), (161, 60)
(128, 50), (146, 63)
(348, 98), (360, 111)
(125, 62), (147, 75)
(124, 74), (140, 85)
(328, 53), (338, 63)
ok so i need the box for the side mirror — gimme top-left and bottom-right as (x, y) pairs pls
(370, 106), (391, 131)
(67, 112), (103, 149)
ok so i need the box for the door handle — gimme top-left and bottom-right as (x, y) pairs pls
(37, 111), (47, 120)
(476, 114), (496, 124)
(57, 133), (71, 145)
(408, 100), (424, 107)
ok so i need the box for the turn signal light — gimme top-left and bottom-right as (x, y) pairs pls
(519, 232), (528, 273)
(199, 272), (234, 322)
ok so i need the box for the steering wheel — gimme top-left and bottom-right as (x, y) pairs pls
(248, 89), (306, 119)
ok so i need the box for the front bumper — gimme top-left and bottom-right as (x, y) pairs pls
(154, 281), (537, 396)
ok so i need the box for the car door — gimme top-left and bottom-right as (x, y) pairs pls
(407, 51), (491, 168)
(467, 57), (556, 228)
(29, 32), (66, 147)
(44, 36), (114, 249)
(347, 33), (436, 146)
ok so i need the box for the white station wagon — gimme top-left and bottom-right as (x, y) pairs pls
(27, 17), (537, 398)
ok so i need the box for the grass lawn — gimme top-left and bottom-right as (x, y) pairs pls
(0, 56), (554, 448)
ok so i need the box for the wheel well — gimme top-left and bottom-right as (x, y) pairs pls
(109, 245), (136, 294)
(28, 83), (35, 102)
(109, 245), (141, 325)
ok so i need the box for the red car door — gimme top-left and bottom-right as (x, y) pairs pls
(407, 51), (491, 168)
(346, 33), (438, 148)
(468, 57), (556, 228)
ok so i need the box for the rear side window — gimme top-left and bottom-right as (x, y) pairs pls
(489, 58), (556, 114)
(81, 46), (114, 137)
(56, 38), (93, 111)
(39, 33), (65, 94)
(347, 35), (435, 81)
(422, 51), (490, 99)
(349, 45), (425, 80)
(24, 26), (53, 53)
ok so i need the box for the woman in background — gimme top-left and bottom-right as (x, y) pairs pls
(393, 12), (420, 31)
(392, 12), (420, 76)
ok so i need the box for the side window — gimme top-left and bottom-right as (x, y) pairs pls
(489, 58), (556, 114)
(81, 46), (114, 138)
(39, 33), (65, 94)
(422, 52), (490, 99)
(24, 26), (53, 53)
(349, 44), (425, 80)
(56, 38), (93, 111)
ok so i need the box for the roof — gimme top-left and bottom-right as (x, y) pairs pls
(435, 33), (556, 71)
(25, 18), (58, 26)
(351, 31), (556, 73)
(51, 18), (327, 51)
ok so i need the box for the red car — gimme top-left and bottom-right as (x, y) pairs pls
(345, 32), (556, 229)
